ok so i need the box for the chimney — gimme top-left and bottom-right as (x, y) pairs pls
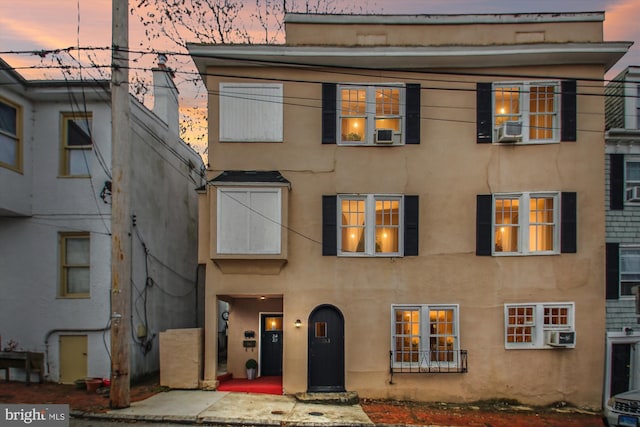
(152, 54), (179, 136)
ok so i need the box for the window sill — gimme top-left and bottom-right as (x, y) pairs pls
(337, 142), (404, 147)
(338, 253), (403, 258)
(492, 251), (560, 257)
(492, 140), (560, 145)
(505, 345), (575, 350)
(0, 164), (23, 174)
(213, 258), (287, 275)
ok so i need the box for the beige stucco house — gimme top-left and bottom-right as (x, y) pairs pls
(189, 12), (630, 407)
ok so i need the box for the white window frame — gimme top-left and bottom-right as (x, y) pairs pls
(216, 187), (282, 255)
(636, 84), (640, 130)
(504, 302), (575, 349)
(219, 83), (283, 142)
(0, 96), (21, 172)
(493, 192), (560, 256)
(391, 304), (460, 369)
(337, 194), (403, 257)
(625, 157), (640, 205)
(493, 81), (560, 144)
(337, 83), (405, 146)
(620, 245), (640, 298)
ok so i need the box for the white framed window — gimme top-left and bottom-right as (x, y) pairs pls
(338, 84), (404, 145)
(391, 304), (460, 369)
(219, 83), (283, 142)
(636, 85), (640, 130)
(61, 113), (92, 177)
(620, 246), (640, 297)
(217, 187), (282, 254)
(493, 81), (560, 144)
(504, 302), (574, 349)
(625, 158), (640, 203)
(59, 232), (90, 297)
(338, 194), (403, 256)
(0, 97), (22, 171)
(493, 192), (559, 255)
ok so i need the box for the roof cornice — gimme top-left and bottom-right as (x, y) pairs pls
(284, 12), (606, 25)
(188, 42), (632, 76)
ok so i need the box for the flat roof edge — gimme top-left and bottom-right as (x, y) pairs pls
(284, 12), (605, 25)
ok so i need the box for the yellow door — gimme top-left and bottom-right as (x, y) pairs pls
(59, 335), (87, 384)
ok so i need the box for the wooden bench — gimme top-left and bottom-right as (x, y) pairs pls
(0, 351), (44, 385)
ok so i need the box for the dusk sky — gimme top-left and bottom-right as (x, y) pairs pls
(1, 0), (638, 154)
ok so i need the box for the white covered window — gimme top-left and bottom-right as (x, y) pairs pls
(219, 83), (283, 142)
(391, 304), (461, 369)
(338, 84), (404, 145)
(504, 302), (575, 349)
(494, 81), (560, 143)
(493, 192), (559, 255)
(217, 187), (281, 254)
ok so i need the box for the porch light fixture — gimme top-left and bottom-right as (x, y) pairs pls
(295, 319), (301, 328)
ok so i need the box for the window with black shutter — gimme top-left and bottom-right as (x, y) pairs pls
(476, 80), (577, 144)
(322, 194), (418, 256)
(321, 83), (420, 145)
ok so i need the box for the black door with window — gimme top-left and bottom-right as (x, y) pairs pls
(307, 304), (345, 392)
(611, 343), (632, 396)
(261, 314), (283, 376)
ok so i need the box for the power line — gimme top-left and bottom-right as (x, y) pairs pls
(2, 44), (634, 85)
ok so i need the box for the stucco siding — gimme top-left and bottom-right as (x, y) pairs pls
(193, 13), (621, 408)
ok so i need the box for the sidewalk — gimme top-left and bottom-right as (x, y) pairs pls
(0, 379), (605, 426)
(78, 390), (378, 426)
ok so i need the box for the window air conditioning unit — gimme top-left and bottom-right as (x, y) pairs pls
(375, 128), (394, 144)
(626, 186), (640, 202)
(545, 330), (576, 348)
(496, 121), (523, 143)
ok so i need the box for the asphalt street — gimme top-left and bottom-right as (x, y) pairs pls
(71, 420), (201, 427)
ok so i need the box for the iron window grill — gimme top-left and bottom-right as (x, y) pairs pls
(389, 350), (468, 383)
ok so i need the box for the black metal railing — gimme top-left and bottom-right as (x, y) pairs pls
(389, 350), (467, 383)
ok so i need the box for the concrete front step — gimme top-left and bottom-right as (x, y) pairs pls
(294, 391), (360, 405)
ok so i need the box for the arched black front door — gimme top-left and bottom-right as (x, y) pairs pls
(307, 304), (345, 392)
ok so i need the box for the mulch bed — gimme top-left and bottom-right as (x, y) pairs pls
(360, 398), (605, 427)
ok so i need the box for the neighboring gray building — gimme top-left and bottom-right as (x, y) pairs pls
(605, 65), (640, 403)
(0, 57), (205, 383)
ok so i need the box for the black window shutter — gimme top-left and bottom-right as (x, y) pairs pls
(476, 83), (493, 144)
(322, 195), (337, 256)
(405, 84), (421, 144)
(560, 192), (577, 253)
(610, 154), (624, 210)
(476, 194), (492, 255)
(322, 83), (337, 144)
(561, 80), (577, 142)
(606, 242), (620, 300)
(404, 195), (419, 256)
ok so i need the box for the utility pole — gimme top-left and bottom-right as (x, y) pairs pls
(110, 0), (131, 409)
